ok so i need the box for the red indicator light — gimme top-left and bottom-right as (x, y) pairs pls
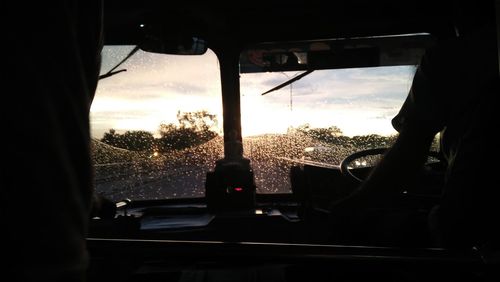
(234, 187), (244, 192)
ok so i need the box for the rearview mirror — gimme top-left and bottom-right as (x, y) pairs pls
(139, 24), (208, 55)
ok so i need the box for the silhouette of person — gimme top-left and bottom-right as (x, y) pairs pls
(3, 1), (104, 281)
(329, 1), (499, 249)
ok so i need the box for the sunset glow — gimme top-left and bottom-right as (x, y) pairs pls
(91, 46), (416, 139)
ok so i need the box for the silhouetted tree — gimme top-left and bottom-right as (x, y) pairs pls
(350, 134), (397, 149)
(291, 124), (397, 149)
(101, 129), (122, 148)
(121, 130), (155, 151)
(158, 110), (218, 151)
(99, 111), (219, 152)
(100, 129), (154, 151)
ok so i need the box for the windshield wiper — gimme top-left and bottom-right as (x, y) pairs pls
(261, 70), (314, 96)
(99, 46), (140, 80)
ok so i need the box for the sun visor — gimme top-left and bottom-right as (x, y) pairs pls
(240, 34), (434, 73)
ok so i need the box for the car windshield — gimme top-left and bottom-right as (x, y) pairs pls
(240, 66), (417, 193)
(90, 46), (222, 201)
(90, 42), (433, 200)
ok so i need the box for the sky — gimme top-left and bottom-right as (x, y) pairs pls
(90, 46), (416, 139)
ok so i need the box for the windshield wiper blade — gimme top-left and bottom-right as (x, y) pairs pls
(98, 69), (127, 80)
(99, 46), (140, 80)
(261, 70), (314, 96)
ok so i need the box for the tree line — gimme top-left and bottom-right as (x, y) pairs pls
(100, 110), (218, 152)
(290, 124), (398, 149)
(100, 111), (432, 153)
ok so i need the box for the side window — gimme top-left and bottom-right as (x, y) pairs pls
(90, 46), (222, 201)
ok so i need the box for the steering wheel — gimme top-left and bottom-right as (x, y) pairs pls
(340, 148), (443, 183)
(339, 148), (387, 183)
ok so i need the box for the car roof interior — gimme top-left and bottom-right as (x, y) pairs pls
(103, 1), (456, 46)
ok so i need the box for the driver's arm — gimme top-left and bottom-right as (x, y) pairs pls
(328, 122), (437, 214)
(358, 122), (436, 200)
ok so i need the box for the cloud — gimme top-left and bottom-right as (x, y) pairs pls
(239, 66), (415, 136)
(92, 46), (416, 138)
